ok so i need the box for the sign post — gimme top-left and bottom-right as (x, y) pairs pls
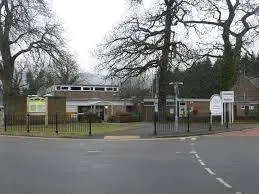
(220, 91), (234, 126)
(210, 94), (223, 128)
(27, 96), (48, 126)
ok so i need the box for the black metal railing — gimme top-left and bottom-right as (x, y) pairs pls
(154, 112), (223, 135)
(2, 113), (94, 136)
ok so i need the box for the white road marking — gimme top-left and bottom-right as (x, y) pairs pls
(190, 143), (195, 146)
(176, 152), (182, 154)
(189, 150), (197, 154)
(179, 137), (186, 141)
(195, 154), (200, 159)
(191, 137), (198, 141)
(204, 167), (216, 175)
(88, 150), (101, 153)
(198, 159), (205, 166)
(216, 177), (232, 188)
(236, 192), (242, 194)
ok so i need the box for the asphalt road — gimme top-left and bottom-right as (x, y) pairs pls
(0, 133), (258, 194)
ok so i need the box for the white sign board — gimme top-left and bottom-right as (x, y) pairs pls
(249, 106), (254, 110)
(154, 102), (158, 113)
(220, 91), (234, 103)
(210, 95), (223, 116)
(28, 97), (46, 113)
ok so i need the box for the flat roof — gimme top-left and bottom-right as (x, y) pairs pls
(53, 84), (119, 87)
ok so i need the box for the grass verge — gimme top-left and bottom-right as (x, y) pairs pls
(0, 122), (142, 138)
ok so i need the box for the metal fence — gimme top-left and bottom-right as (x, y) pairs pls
(2, 113), (93, 136)
(153, 112), (225, 135)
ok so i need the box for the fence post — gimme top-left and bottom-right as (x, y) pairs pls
(27, 114), (30, 133)
(153, 112), (157, 135)
(4, 113), (7, 132)
(88, 114), (92, 136)
(209, 112), (212, 131)
(226, 109), (229, 129)
(55, 112), (58, 134)
(187, 109), (190, 133)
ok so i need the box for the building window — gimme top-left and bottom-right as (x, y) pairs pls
(106, 88), (113, 91)
(144, 102), (154, 106)
(71, 86), (81, 91)
(56, 86), (60, 90)
(83, 87), (90, 91)
(61, 86), (69, 90)
(166, 102), (174, 106)
(240, 105), (245, 110)
(95, 87), (105, 91)
(113, 88), (118, 91)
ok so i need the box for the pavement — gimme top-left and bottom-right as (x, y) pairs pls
(105, 122), (259, 137)
(0, 129), (259, 193)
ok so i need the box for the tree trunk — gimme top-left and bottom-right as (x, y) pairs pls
(221, 31), (235, 90)
(0, 42), (15, 113)
(158, 67), (168, 118)
(158, 0), (173, 118)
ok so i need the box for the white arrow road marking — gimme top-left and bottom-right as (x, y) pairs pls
(216, 177), (232, 188)
(189, 150), (197, 154)
(204, 167), (216, 175)
(198, 159), (205, 166)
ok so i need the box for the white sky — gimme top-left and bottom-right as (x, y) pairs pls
(51, 0), (259, 75)
(51, 0), (129, 73)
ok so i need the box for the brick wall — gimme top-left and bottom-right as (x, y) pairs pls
(191, 101), (210, 116)
(47, 97), (66, 115)
(234, 78), (259, 102)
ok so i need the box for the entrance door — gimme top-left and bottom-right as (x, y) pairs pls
(96, 106), (104, 120)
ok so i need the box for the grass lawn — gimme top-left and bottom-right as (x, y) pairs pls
(0, 122), (142, 138)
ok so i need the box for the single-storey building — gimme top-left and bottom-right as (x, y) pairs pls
(45, 85), (133, 121)
(142, 98), (210, 121)
(233, 76), (259, 117)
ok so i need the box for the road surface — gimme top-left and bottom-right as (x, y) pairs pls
(0, 129), (259, 194)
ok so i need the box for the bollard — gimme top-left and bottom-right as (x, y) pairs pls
(27, 114), (30, 133)
(89, 115), (92, 136)
(154, 112), (157, 135)
(209, 112), (212, 131)
(187, 109), (190, 133)
(4, 114), (6, 132)
(55, 112), (58, 134)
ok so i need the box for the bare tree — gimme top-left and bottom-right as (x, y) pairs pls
(0, 0), (64, 107)
(120, 75), (151, 98)
(50, 52), (81, 85)
(96, 0), (194, 114)
(180, 0), (259, 90)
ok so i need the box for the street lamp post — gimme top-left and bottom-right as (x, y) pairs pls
(169, 82), (183, 132)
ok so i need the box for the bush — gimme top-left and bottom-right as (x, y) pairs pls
(78, 113), (101, 123)
(108, 112), (138, 123)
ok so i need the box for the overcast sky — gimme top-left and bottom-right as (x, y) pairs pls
(51, 0), (129, 73)
(51, 0), (259, 76)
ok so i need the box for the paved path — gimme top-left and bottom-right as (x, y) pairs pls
(212, 127), (259, 137)
(0, 134), (259, 193)
(106, 122), (259, 137)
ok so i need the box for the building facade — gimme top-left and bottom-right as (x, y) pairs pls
(45, 85), (133, 121)
(233, 76), (259, 116)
